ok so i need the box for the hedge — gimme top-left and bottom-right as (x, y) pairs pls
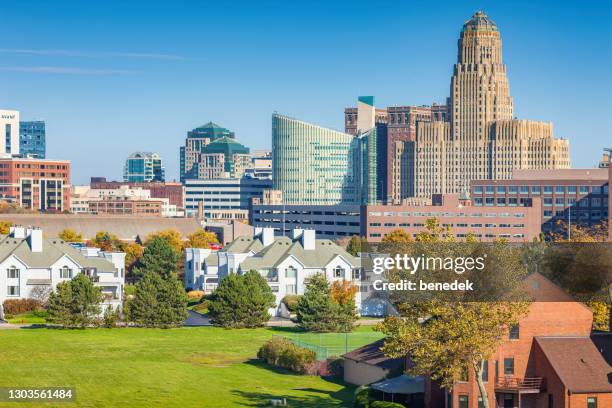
(3, 299), (42, 315)
(257, 337), (316, 374)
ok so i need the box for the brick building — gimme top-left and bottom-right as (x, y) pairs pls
(0, 157), (70, 212)
(470, 169), (609, 236)
(88, 197), (165, 217)
(362, 194), (542, 242)
(90, 177), (184, 208)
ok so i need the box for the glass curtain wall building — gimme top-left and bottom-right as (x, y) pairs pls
(19, 121), (46, 158)
(123, 152), (165, 182)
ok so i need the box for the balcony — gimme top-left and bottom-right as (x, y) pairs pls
(495, 377), (544, 394)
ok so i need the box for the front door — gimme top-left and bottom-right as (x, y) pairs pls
(503, 393), (515, 408)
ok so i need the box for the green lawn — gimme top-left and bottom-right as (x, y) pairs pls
(5, 311), (48, 324)
(0, 326), (361, 408)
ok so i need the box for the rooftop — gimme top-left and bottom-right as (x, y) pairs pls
(462, 11), (497, 32)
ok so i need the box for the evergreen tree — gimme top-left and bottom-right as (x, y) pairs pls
(128, 272), (187, 328)
(346, 236), (370, 256)
(296, 273), (347, 332)
(47, 274), (103, 328)
(132, 236), (179, 280)
(208, 270), (275, 328)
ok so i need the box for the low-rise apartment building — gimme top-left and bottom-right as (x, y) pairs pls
(184, 227), (363, 316)
(0, 226), (125, 318)
(0, 157), (70, 212)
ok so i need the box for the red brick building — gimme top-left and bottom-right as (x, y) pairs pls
(0, 158), (70, 212)
(90, 177), (184, 208)
(362, 194), (542, 242)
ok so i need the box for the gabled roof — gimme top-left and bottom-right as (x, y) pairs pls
(0, 235), (117, 272)
(222, 235), (264, 253)
(238, 236), (360, 271)
(342, 339), (403, 371)
(535, 336), (612, 394)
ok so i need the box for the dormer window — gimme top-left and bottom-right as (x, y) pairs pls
(7, 266), (19, 279)
(60, 266), (73, 279)
(334, 266), (344, 279)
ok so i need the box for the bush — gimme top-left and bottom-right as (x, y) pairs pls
(187, 290), (205, 300)
(354, 386), (371, 408)
(102, 305), (118, 328)
(128, 272), (188, 328)
(370, 402), (404, 408)
(281, 294), (300, 312)
(257, 337), (317, 374)
(192, 300), (210, 313)
(3, 298), (42, 315)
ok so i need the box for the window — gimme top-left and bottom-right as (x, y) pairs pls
(352, 269), (360, 280)
(482, 361), (489, 382)
(285, 284), (296, 294)
(587, 397), (597, 408)
(334, 266), (344, 278)
(509, 324), (519, 339)
(548, 394), (553, 408)
(496, 186), (506, 194)
(285, 266), (297, 278)
(555, 186), (565, 194)
(7, 266), (19, 279)
(504, 358), (514, 375)
(478, 397), (485, 408)
(60, 266), (73, 279)
(458, 395), (468, 408)
(543, 186), (553, 194)
(7, 285), (19, 296)
(531, 186), (541, 195)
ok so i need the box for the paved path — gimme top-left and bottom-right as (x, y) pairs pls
(183, 310), (211, 326)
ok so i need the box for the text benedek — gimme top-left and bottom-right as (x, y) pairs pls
(373, 279), (474, 291)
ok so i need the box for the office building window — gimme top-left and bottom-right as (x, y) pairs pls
(587, 397), (597, 408)
(531, 186), (541, 194)
(482, 360), (489, 382)
(478, 397), (485, 408)
(504, 358), (514, 375)
(458, 395), (468, 408)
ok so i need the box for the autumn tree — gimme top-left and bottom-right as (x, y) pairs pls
(132, 236), (179, 280)
(186, 229), (219, 249)
(124, 242), (144, 281)
(87, 231), (125, 252)
(346, 236), (370, 256)
(58, 228), (83, 243)
(146, 229), (183, 254)
(381, 229), (413, 244)
(0, 221), (12, 234)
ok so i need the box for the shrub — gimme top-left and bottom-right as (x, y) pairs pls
(192, 300), (210, 313)
(128, 272), (188, 328)
(187, 290), (205, 300)
(102, 305), (118, 328)
(257, 337), (316, 374)
(281, 294), (300, 312)
(3, 298), (42, 315)
(47, 274), (103, 328)
(370, 402), (404, 408)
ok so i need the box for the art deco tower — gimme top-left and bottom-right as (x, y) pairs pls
(414, 11), (570, 197)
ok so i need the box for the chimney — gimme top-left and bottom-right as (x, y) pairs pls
(291, 229), (304, 240)
(301, 229), (316, 251)
(12, 226), (26, 239)
(28, 228), (43, 252)
(260, 227), (275, 247)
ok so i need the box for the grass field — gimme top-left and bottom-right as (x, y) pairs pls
(0, 326), (376, 408)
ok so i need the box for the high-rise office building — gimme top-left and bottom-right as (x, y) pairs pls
(272, 109), (378, 206)
(196, 136), (251, 179)
(413, 11), (570, 197)
(179, 122), (238, 182)
(19, 120), (46, 158)
(0, 110), (20, 157)
(123, 152), (165, 182)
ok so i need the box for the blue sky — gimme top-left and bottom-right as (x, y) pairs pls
(0, 0), (610, 183)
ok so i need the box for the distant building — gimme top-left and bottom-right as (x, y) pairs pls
(599, 148), (611, 168)
(471, 169), (609, 235)
(123, 152), (165, 182)
(0, 157), (70, 212)
(90, 177), (184, 208)
(0, 226), (125, 318)
(272, 111), (377, 205)
(183, 177), (272, 220)
(19, 120), (45, 158)
(0, 109), (20, 156)
(196, 136), (251, 179)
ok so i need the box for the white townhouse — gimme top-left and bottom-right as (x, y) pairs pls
(185, 227), (365, 316)
(184, 247), (219, 292)
(0, 226), (125, 319)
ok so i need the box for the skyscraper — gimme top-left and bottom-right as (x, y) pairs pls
(19, 120), (46, 158)
(414, 11), (570, 197)
(123, 152), (165, 182)
(0, 110), (20, 157)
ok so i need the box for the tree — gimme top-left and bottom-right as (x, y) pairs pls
(186, 229), (219, 249)
(296, 273), (356, 332)
(88, 231), (125, 252)
(58, 228), (83, 243)
(381, 229), (413, 244)
(379, 302), (529, 408)
(330, 280), (358, 331)
(146, 229), (183, 254)
(132, 236), (179, 280)
(346, 236), (370, 256)
(0, 220), (12, 234)
(124, 242), (144, 279)
(208, 270), (275, 328)
(47, 274), (103, 328)
(127, 272), (187, 328)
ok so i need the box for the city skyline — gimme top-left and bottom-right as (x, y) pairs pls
(0, 1), (610, 183)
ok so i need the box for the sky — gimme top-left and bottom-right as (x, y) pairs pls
(0, 0), (610, 184)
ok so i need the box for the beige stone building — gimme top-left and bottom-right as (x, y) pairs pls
(414, 11), (570, 197)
